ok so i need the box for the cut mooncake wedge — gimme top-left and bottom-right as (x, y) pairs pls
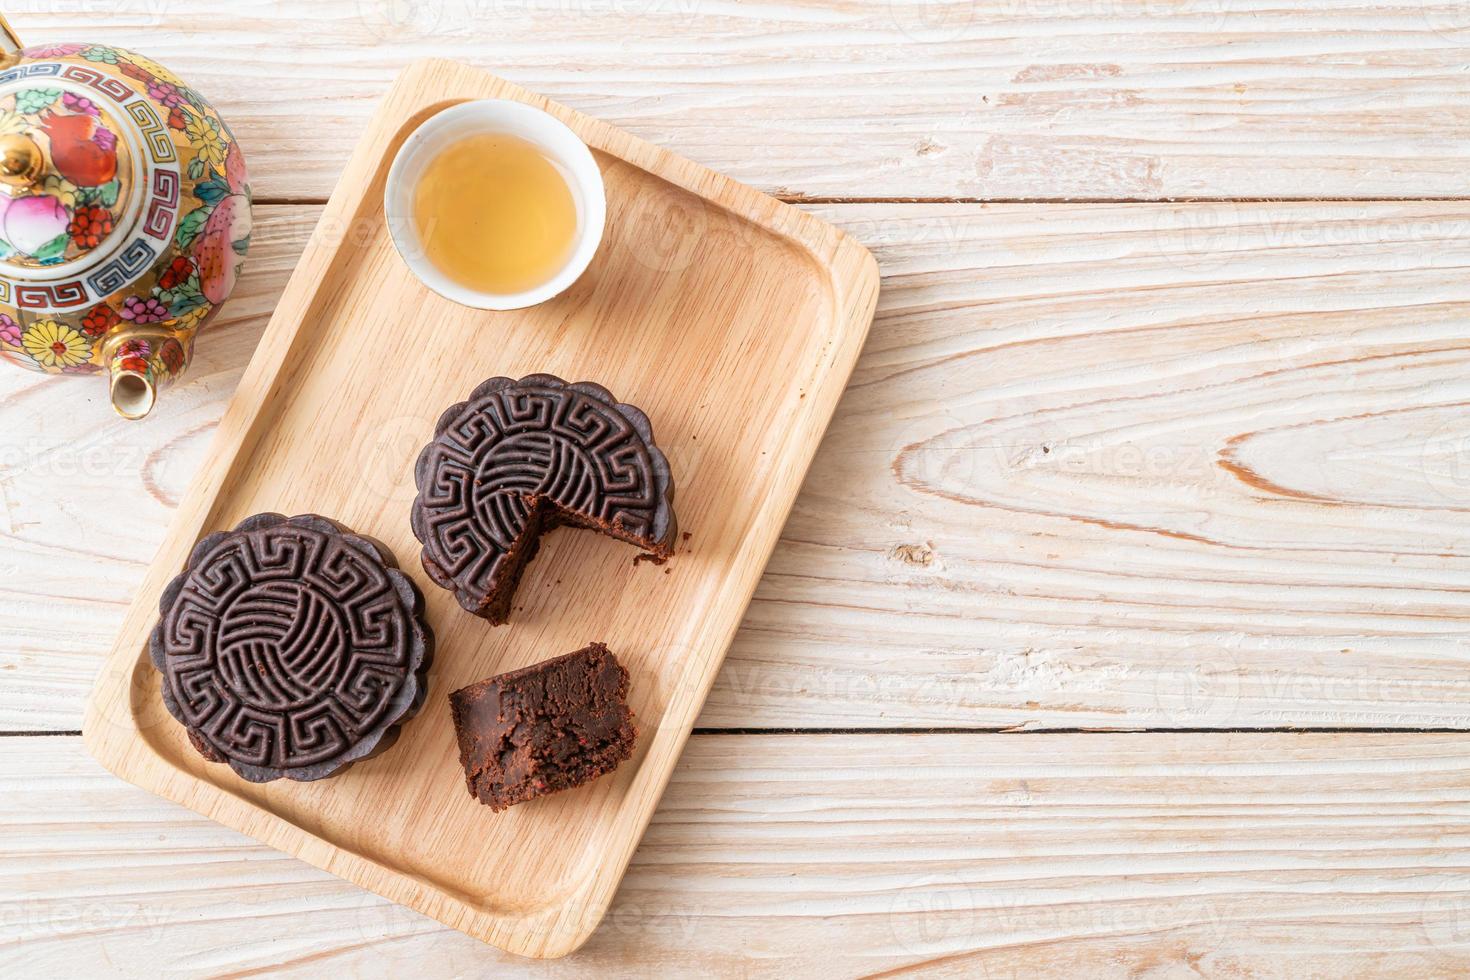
(449, 642), (637, 811)
(410, 374), (677, 624)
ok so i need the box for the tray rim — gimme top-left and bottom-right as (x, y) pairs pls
(83, 58), (879, 959)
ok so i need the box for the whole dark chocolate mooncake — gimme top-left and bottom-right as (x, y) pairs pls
(411, 374), (677, 624)
(149, 513), (433, 783)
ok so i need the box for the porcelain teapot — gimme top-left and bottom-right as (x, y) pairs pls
(0, 15), (250, 419)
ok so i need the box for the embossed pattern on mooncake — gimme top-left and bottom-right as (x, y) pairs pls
(149, 513), (432, 783)
(411, 374), (677, 624)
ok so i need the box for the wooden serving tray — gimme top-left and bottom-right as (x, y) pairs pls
(83, 60), (877, 958)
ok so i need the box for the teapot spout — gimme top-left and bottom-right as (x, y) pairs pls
(110, 363), (156, 420)
(105, 330), (165, 420)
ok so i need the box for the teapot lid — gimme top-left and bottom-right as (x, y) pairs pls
(0, 67), (174, 311)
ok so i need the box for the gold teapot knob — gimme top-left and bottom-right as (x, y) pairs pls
(0, 133), (44, 189)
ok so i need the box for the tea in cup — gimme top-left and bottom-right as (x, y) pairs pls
(385, 100), (605, 310)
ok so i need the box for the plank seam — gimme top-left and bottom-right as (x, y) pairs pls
(693, 726), (1470, 735)
(0, 730), (82, 737)
(253, 196), (1470, 207)
(8, 728), (1470, 738)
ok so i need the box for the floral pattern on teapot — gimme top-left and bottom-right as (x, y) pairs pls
(0, 85), (127, 268)
(0, 42), (250, 378)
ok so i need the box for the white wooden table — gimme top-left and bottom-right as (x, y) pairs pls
(4, 2), (1470, 975)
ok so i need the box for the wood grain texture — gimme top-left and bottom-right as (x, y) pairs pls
(5, 200), (1469, 732)
(7, 0), (1470, 201)
(741, 200), (1470, 730)
(6, 733), (1470, 977)
(1, 10), (1464, 976)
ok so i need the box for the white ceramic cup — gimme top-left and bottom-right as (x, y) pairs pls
(383, 99), (606, 310)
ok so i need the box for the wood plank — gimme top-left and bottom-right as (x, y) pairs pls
(737, 200), (1470, 729)
(4, 733), (1470, 975)
(5, 201), (1470, 731)
(9, 1), (1470, 201)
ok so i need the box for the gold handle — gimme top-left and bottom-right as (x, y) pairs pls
(0, 12), (21, 62)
